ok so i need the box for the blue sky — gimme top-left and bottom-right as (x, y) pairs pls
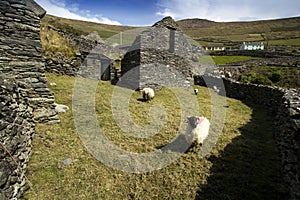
(35, 0), (300, 26)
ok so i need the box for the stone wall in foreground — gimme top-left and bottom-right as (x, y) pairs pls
(0, 0), (59, 199)
(0, 0), (59, 124)
(0, 74), (35, 199)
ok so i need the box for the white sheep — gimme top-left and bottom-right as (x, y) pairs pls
(213, 85), (220, 93)
(194, 88), (199, 95)
(142, 87), (155, 101)
(54, 103), (69, 113)
(225, 71), (232, 78)
(49, 82), (57, 86)
(185, 116), (210, 145)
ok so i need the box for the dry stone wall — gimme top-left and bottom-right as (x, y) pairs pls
(45, 55), (84, 76)
(0, 74), (35, 199)
(210, 50), (296, 58)
(276, 89), (300, 199)
(0, 0), (59, 199)
(195, 74), (300, 199)
(0, 0), (59, 124)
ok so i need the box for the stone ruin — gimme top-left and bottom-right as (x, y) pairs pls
(0, 1), (299, 198)
(120, 16), (206, 91)
(77, 52), (115, 81)
(44, 24), (120, 81)
(0, 0), (58, 198)
(0, 74), (35, 199)
(0, 0), (59, 124)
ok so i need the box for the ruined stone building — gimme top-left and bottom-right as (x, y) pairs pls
(121, 16), (204, 90)
(78, 52), (114, 81)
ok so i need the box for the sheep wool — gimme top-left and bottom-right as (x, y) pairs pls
(194, 88), (199, 95)
(186, 116), (210, 145)
(142, 87), (155, 101)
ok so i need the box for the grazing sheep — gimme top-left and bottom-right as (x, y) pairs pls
(54, 103), (69, 113)
(49, 82), (57, 86)
(142, 87), (155, 101)
(185, 116), (210, 145)
(225, 71), (232, 78)
(194, 88), (199, 95)
(213, 85), (220, 93)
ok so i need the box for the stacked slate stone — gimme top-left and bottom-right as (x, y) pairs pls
(77, 53), (113, 80)
(275, 89), (300, 199)
(0, 74), (35, 199)
(0, 0), (59, 124)
(54, 27), (123, 55)
(44, 55), (84, 76)
(0, 0), (60, 198)
(121, 16), (206, 91)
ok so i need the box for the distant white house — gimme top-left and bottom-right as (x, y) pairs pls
(240, 42), (264, 50)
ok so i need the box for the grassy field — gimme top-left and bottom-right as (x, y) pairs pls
(240, 65), (300, 89)
(268, 38), (300, 46)
(40, 25), (79, 59)
(23, 73), (288, 199)
(199, 55), (258, 65)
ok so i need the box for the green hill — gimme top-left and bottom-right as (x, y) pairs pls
(177, 17), (300, 52)
(42, 14), (137, 39)
(42, 14), (300, 53)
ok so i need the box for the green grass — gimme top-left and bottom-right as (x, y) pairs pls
(199, 55), (258, 65)
(42, 15), (136, 39)
(179, 17), (300, 43)
(23, 73), (288, 199)
(238, 66), (300, 89)
(40, 25), (79, 60)
(179, 17), (300, 53)
(268, 38), (300, 45)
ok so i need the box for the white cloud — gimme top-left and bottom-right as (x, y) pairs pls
(156, 0), (300, 22)
(156, 0), (210, 19)
(35, 0), (121, 25)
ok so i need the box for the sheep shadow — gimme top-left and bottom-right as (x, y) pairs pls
(156, 134), (190, 153)
(195, 102), (290, 200)
(137, 98), (147, 102)
(156, 134), (202, 153)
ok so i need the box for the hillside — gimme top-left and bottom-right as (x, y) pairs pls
(177, 17), (300, 51)
(42, 14), (137, 39)
(42, 14), (300, 53)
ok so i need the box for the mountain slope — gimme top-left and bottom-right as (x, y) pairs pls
(177, 17), (300, 48)
(42, 14), (300, 53)
(42, 14), (138, 39)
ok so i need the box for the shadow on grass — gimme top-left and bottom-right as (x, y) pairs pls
(156, 134), (203, 153)
(196, 102), (290, 200)
(136, 98), (147, 102)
